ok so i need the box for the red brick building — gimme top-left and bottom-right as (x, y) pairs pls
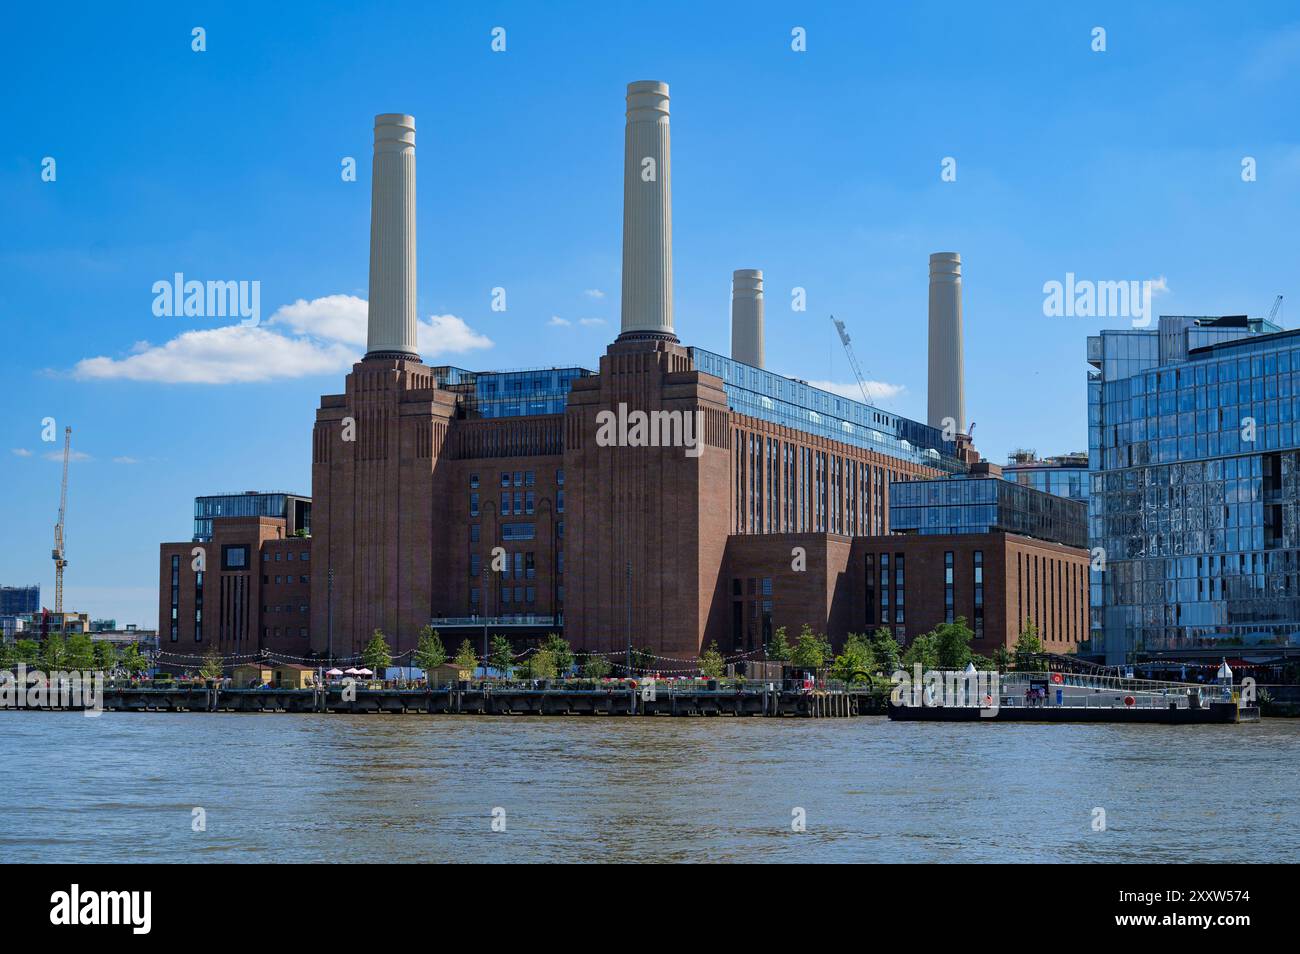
(156, 86), (1088, 667)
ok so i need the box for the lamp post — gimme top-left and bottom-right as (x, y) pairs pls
(625, 561), (632, 675)
(326, 567), (334, 666)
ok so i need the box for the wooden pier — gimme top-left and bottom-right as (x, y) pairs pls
(20, 684), (888, 717)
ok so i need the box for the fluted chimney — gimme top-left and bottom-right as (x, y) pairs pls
(730, 269), (764, 367)
(365, 113), (420, 360)
(927, 252), (964, 432)
(619, 81), (675, 340)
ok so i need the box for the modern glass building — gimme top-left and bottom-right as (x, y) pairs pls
(1087, 315), (1296, 662)
(0, 584), (39, 616)
(1003, 452), (1090, 502)
(889, 470), (1087, 547)
(689, 348), (964, 472)
(194, 492), (311, 542)
(431, 366), (595, 419)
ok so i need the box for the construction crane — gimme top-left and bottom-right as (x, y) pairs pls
(52, 426), (71, 615)
(1267, 295), (1284, 325)
(830, 315), (875, 406)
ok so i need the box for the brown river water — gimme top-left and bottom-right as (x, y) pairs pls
(3, 712), (1296, 863)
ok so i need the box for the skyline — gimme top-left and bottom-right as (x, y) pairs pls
(4, 1), (1300, 628)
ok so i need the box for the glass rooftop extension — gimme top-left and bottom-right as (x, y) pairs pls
(689, 347), (964, 472)
(430, 366), (595, 419)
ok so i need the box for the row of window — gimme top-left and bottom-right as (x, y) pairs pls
(264, 575), (309, 585)
(471, 469), (565, 489)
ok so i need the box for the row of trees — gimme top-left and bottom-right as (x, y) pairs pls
(358, 628), (616, 681)
(0, 634), (149, 674)
(758, 619), (1048, 685)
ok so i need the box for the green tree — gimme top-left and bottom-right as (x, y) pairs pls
(488, 635), (513, 677)
(0, 641), (13, 670)
(900, 631), (939, 670)
(629, 646), (656, 675)
(869, 628), (902, 675)
(1014, 619), (1044, 670)
(66, 634), (95, 671)
(93, 641), (119, 673)
(41, 633), (68, 671)
(969, 653), (995, 671)
(414, 627), (447, 672)
(933, 618), (975, 670)
(698, 640), (725, 678)
(991, 645), (1012, 673)
(767, 625), (792, 661)
(362, 630), (393, 676)
(453, 639), (479, 674)
(119, 643), (149, 674)
(582, 654), (611, 679)
(15, 639), (40, 667)
(830, 633), (876, 684)
(542, 633), (573, 676)
(199, 647), (224, 680)
(790, 624), (831, 670)
(530, 647), (557, 680)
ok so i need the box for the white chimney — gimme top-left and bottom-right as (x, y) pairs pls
(619, 81), (675, 339)
(366, 113), (419, 360)
(927, 252), (964, 433)
(730, 269), (764, 367)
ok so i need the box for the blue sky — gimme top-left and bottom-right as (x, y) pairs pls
(3, 1), (1299, 627)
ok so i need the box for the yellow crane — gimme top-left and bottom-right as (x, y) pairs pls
(52, 426), (71, 614)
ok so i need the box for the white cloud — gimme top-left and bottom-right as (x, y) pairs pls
(73, 295), (492, 384)
(548, 316), (572, 327)
(44, 449), (92, 462)
(583, 289), (605, 299)
(805, 379), (906, 403)
(578, 317), (606, 327)
(74, 325), (356, 384)
(113, 456), (139, 464)
(11, 448), (32, 457)
(1149, 275), (1169, 296)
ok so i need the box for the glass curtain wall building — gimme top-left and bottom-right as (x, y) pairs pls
(1088, 315), (1295, 662)
(690, 348), (963, 472)
(889, 474), (1087, 547)
(431, 366), (595, 419)
(194, 492), (311, 542)
(1003, 453), (1090, 501)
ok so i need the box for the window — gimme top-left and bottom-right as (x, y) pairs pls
(944, 551), (954, 623)
(470, 587), (480, 606)
(557, 468), (565, 486)
(501, 472), (511, 488)
(525, 471), (535, 486)
(526, 552), (536, 579)
(557, 490), (565, 513)
(301, 551), (309, 562)
(894, 553), (905, 624)
(501, 493), (511, 515)
(222, 545), (249, 570)
(194, 570), (204, 643)
(525, 491), (535, 514)
(470, 525), (481, 543)
(170, 555), (180, 643)
(470, 554), (481, 577)
(526, 587), (536, 604)
(287, 552), (295, 561)
(470, 493), (480, 517)
(503, 523), (535, 541)
(470, 472), (480, 489)
(513, 471), (523, 487)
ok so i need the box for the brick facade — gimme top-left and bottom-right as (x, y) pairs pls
(159, 339), (1088, 665)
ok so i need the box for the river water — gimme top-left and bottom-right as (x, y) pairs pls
(3, 712), (1296, 863)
